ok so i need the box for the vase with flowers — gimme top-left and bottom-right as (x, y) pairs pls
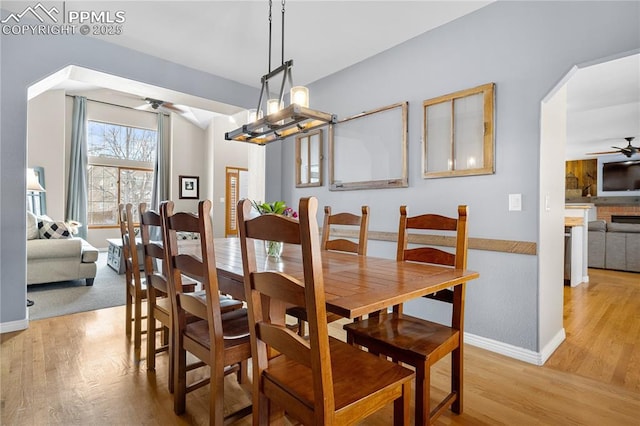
(251, 200), (298, 259)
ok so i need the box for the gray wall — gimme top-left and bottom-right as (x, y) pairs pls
(0, 21), (256, 327)
(279, 1), (640, 351)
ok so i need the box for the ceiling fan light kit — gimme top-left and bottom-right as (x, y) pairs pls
(225, 0), (336, 145)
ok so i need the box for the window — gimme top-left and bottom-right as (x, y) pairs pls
(87, 121), (156, 226)
(422, 83), (495, 178)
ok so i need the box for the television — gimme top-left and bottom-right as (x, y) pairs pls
(602, 159), (640, 191)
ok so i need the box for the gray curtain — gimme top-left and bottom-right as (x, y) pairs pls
(66, 96), (88, 239)
(150, 113), (168, 240)
(151, 112), (169, 210)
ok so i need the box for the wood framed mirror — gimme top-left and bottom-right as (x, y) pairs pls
(295, 129), (323, 188)
(329, 101), (408, 191)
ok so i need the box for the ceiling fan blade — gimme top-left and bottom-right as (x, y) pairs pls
(161, 102), (186, 113)
(134, 103), (153, 111)
(586, 150), (620, 155)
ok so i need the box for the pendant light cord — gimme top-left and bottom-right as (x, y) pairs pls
(268, 0), (272, 73)
(281, 0), (285, 66)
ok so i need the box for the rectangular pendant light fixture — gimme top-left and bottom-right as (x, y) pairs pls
(225, 2), (336, 145)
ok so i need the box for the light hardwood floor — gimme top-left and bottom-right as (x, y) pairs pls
(2, 268), (639, 425)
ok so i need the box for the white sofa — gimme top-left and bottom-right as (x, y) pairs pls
(26, 212), (99, 286)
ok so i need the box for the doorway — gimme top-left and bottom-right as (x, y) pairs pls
(225, 166), (248, 237)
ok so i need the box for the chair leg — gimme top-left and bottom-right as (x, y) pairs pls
(167, 325), (174, 394)
(125, 285), (132, 337)
(174, 336), (187, 415)
(134, 291), (142, 363)
(211, 365), (225, 426)
(265, 397), (285, 425)
(451, 346), (463, 414)
(147, 303), (156, 372)
(393, 380), (411, 426)
(415, 363), (429, 426)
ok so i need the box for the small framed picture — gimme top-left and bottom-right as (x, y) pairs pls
(179, 175), (199, 199)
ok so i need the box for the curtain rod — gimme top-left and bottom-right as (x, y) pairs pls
(64, 94), (170, 116)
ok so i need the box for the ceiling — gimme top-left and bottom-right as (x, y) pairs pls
(566, 53), (640, 160)
(5, 1), (638, 154)
(85, 1), (493, 89)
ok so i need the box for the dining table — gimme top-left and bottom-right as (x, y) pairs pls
(210, 237), (479, 320)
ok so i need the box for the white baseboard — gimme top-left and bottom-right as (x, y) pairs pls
(538, 328), (567, 364)
(0, 317), (29, 334)
(464, 328), (566, 366)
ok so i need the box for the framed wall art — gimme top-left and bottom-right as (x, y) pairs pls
(329, 101), (408, 191)
(295, 129), (323, 188)
(423, 82), (495, 178)
(179, 175), (199, 199)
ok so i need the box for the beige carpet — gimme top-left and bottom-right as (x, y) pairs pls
(27, 252), (126, 320)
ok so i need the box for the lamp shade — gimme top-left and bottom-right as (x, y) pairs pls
(27, 168), (45, 192)
(267, 99), (283, 115)
(290, 86), (309, 108)
(248, 108), (263, 123)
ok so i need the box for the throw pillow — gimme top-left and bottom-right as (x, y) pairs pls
(38, 219), (72, 239)
(176, 231), (200, 240)
(26, 211), (39, 240)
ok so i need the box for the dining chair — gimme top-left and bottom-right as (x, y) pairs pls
(140, 203), (243, 392)
(237, 197), (414, 425)
(119, 203), (147, 363)
(344, 205), (469, 426)
(287, 205), (370, 336)
(161, 200), (252, 424)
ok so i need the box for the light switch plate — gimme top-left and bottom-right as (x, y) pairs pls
(509, 194), (522, 211)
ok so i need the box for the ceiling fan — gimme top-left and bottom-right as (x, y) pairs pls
(136, 97), (185, 114)
(587, 137), (639, 158)
(129, 95), (210, 129)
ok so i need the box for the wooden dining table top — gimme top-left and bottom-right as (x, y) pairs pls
(210, 237), (479, 320)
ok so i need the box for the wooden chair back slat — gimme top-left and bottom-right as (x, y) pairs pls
(179, 293), (208, 321)
(256, 322), (312, 368)
(246, 214), (302, 244)
(325, 239), (359, 253)
(327, 211), (363, 226)
(168, 211), (201, 234)
(406, 213), (458, 231)
(144, 243), (165, 261)
(173, 254), (207, 283)
(404, 247), (455, 266)
(252, 272), (307, 307)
